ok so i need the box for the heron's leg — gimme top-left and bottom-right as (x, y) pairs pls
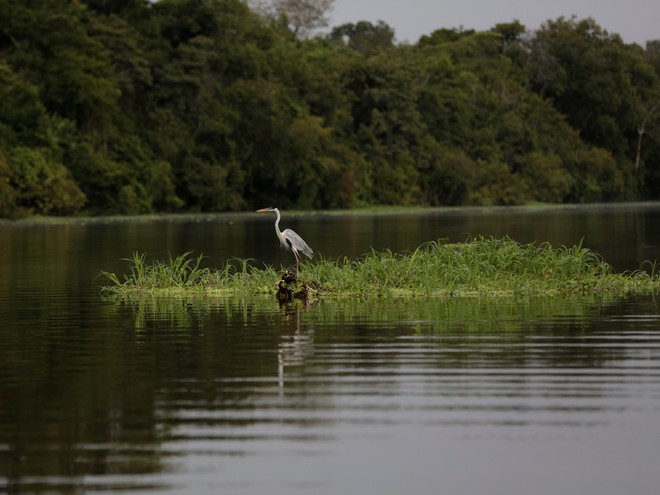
(292, 249), (301, 274)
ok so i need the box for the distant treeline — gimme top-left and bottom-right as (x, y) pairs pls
(1, 0), (659, 217)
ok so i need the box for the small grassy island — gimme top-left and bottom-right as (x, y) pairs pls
(100, 237), (660, 300)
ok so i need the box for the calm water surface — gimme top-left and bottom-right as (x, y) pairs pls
(1, 204), (660, 494)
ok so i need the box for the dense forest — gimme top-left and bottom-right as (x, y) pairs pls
(1, 0), (659, 217)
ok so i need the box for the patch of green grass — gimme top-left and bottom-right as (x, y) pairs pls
(99, 252), (280, 299)
(100, 237), (660, 300)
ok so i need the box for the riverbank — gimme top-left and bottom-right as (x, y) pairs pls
(5, 201), (660, 227)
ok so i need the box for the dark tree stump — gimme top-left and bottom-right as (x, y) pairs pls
(277, 271), (309, 303)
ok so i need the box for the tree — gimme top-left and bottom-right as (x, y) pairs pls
(329, 21), (395, 56)
(525, 17), (660, 197)
(644, 40), (660, 76)
(526, 18), (636, 157)
(256, 0), (334, 38)
(7, 147), (86, 215)
(340, 50), (430, 204)
(492, 20), (526, 47)
(3, 4), (660, 216)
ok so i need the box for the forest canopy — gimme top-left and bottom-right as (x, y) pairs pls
(0, 0), (659, 218)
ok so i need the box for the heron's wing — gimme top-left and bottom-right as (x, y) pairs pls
(282, 229), (314, 259)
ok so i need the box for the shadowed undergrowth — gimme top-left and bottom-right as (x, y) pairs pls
(99, 237), (660, 300)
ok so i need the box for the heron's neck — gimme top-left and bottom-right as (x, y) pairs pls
(274, 208), (282, 235)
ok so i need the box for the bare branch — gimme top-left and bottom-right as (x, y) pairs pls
(635, 102), (658, 171)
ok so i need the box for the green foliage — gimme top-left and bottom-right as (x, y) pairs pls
(518, 152), (574, 202)
(100, 251), (213, 297)
(467, 161), (526, 206)
(2, 5), (660, 219)
(329, 21), (395, 56)
(100, 237), (660, 300)
(0, 62), (45, 147)
(100, 251), (278, 298)
(525, 16), (659, 191)
(0, 154), (17, 218)
(7, 147), (86, 215)
(572, 147), (626, 202)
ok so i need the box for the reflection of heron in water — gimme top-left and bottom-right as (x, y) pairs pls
(277, 309), (315, 394)
(256, 207), (314, 268)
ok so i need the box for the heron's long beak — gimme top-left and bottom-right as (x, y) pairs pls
(256, 208), (270, 213)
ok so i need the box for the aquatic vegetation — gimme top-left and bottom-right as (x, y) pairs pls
(100, 252), (212, 293)
(100, 237), (660, 300)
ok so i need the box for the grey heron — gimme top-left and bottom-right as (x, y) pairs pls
(256, 207), (314, 267)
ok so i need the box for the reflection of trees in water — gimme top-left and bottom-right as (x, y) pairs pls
(3, 294), (643, 489)
(1, 318), (168, 490)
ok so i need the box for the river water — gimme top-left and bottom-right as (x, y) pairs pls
(1, 204), (660, 494)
